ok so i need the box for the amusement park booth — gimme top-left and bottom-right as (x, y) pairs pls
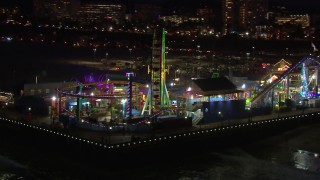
(187, 77), (246, 124)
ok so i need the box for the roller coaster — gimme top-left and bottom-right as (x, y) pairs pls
(251, 56), (320, 109)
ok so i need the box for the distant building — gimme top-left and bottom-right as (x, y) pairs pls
(239, 0), (268, 31)
(222, 0), (268, 34)
(196, 6), (214, 23)
(275, 15), (310, 28)
(160, 15), (183, 26)
(222, 0), (237, 34)
(255, 25), (273, 39)
(33, 1), (125, 25)
(267, 14), (311, 39)
(23, 82), (75, 97)
(267, 6), (289, 21)
(0, 6), (22, 25)
(72, 2), (126, 25)
(160, 15), (206, 26)
(33, 0), (81, 20)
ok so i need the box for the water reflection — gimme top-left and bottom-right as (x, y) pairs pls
(0, 172), (25, 180)
(292, 150), (320, 172)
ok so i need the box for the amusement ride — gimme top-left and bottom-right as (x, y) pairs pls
(55, 28), (320, 129)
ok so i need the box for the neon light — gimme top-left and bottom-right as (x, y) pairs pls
(300, 63), (308, 99)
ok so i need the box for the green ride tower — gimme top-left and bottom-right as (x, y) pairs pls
(141, 28), (171, 115)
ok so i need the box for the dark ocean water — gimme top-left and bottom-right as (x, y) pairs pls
(0, 123), (319, 180)
(0, 42), (118, 92)
(0, 42), (151, 93)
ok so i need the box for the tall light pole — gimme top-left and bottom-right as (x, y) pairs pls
(105, 52), (108, 63)
(197, 44), (200, 58)
(175, 69), (179, 79)
(121, 99), (127, 122)
(246, 52), (250, 70)
(252, 46), (255, 59)
(93, 48), (97, 61)
(128, 48), (133, 68)
(90, 92), (94, 108)
(51, 96), (56, 122)
(128, 48), (132, 56)
(107, 126), (112, 144)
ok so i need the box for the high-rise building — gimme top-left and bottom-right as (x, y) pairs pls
(73, 3), (125, 25)
(239, 0), (268, 31)
(222, 0), (236, 34)
(222, 0), (268, 34)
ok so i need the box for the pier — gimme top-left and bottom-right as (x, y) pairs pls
(1, 107), (320, 155)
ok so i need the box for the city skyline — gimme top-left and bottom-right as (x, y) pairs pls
(0, 0), (319, 14)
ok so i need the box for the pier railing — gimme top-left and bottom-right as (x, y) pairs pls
(1, 109), (320, 152)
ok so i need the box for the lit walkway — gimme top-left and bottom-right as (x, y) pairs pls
(1, 107), (320, 145)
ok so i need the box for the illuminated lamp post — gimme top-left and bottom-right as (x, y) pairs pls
(51, 96), (56, 117)
(51, 96), (57, 125)
(248, 107), (252, 122)
(186, 87), (192, 110)
(90, 92), (94, 110)
(175, 69), (180, 79)
(93, 48), (97, 61)
(128, 48), (133, 69)
(121, 99), (127, 122)
(218, 111), (223, 122)
(108, 126), (112, 144)
(128, 48), (132, 56)
(27, 107), (32, 121)
(252, 46), (255, 59)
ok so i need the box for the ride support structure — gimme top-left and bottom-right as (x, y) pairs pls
(126, 72), (134, 119)
(141, 28), (171, 115)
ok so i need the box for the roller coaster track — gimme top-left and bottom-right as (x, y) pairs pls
(251, 56), (317, 105)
